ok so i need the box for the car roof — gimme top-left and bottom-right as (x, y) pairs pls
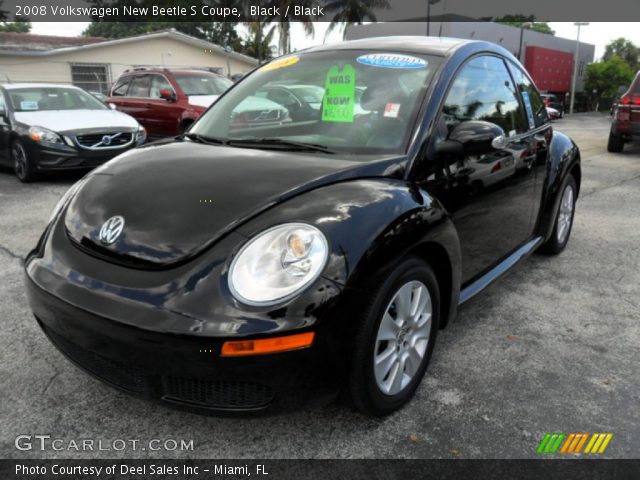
(1, 83), (83, 90)
(304, 36), (474, 57)
(121, 68), (225, 77)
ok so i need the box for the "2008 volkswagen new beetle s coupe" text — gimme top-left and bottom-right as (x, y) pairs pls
(25, 37), (581, 416)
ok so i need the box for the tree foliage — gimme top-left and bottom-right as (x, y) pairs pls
(83, 21), (214, 39)
(585, 55), (635, 99)
(603, 37), (639, 72)
(242, 22), (276, 60)
(82, 0), (282, 59)
(265, 0), (314, 54)
(324, 0), (389, 40)
(494, 15), (555, 35)
(0, 17), (31, 32)
(82, 0), (241, 44)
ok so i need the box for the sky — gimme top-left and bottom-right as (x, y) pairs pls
(28, 22), (640, 61)
(29, 22), (345, 52)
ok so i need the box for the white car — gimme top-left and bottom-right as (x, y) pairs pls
(546, 106), (560, 120)
(0, 83), (145, 182)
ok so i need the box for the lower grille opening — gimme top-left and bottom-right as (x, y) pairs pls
(163, 377), (273, 410)
(43, 325), (148, 393)
(40, 323), (275, 411)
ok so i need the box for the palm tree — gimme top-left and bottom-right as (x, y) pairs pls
(323, 0), (390, 41)
(243, 22), (276, 62)
(268, 0), (315, 54)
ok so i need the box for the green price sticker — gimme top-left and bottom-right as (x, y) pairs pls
(322, 64), (356, 123)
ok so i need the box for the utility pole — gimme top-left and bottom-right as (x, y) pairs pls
(570, 22), (589, 115)
(426, 0), (441, 36)
(517, 22), (533, 62)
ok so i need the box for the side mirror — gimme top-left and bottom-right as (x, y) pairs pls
(449, 120), (505, 144)
(434, 120), (503, 162)
(0, 107), (8, 123)
(108, 103), (117, 110)
(159, 88), (174, 101)
(449, 120), (507, 156)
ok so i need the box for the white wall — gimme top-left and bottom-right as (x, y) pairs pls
(0, 36), (255, 87)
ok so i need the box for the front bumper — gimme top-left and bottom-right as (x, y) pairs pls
(26, 138), (140, 171)
(26, 274), (338, 414)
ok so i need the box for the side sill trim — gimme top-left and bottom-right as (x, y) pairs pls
(458, 236), (544, 305)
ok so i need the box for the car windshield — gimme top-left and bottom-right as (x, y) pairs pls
(8, 87), (107, 112)
(190, 50), (441, 154)
(174, 74), (233, 96)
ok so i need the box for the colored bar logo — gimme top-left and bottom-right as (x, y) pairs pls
(537, 433), (613, 454)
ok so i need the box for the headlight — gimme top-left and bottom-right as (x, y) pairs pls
(29, 126), (64, 145)
(228, 223), (329, 306)
(48, 177), (87, 223)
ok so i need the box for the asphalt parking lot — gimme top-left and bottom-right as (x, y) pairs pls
(1, 113), (638, 459)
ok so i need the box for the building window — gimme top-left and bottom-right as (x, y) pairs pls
(70, 63), (111, 94)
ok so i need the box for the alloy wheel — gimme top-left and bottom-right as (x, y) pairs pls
(373, 280), (432, 396)
(556, 184), (575, 244)
(12, 143), (28, 180)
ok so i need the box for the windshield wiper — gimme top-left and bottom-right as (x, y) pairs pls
(183, 132), (228, 145)
(227, 138), (335, 154)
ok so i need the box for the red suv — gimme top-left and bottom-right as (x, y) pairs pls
(107, 67), (233, 138)
(609, 71), (640, 152)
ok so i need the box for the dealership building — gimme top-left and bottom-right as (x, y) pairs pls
(345, 21), (595, 95)
(0, 29), (258, 93)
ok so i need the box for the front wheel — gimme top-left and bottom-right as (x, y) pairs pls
(348, 257), (440, 416)
(539, 175), (577, 255)
(12, 139), (38, 183)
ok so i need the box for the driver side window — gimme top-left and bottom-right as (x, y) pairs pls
(443, 55), (528, 137)
(507, 62), (549, 128)
(150, 75), (174, 99)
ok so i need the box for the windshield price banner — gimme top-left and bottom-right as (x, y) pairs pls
(322, 65), (356, 123)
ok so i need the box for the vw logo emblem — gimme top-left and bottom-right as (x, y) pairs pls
(99, 215), (125, 245)
(101, 135), (112, 146)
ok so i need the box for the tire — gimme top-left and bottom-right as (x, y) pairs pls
(607, 132), (624, 153)
(12, 139), (38, 183)
(348, 257), (440, 416)
(539, 175), (577, 255)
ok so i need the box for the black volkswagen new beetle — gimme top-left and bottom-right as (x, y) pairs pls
(25, 37), (581, 416)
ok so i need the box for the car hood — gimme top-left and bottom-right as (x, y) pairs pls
(64, 140), (404, 268)
(14, 109), (139, 133)
(187, 95), (219, 108)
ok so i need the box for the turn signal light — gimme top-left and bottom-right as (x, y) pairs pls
(221, 332), (315, 357)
